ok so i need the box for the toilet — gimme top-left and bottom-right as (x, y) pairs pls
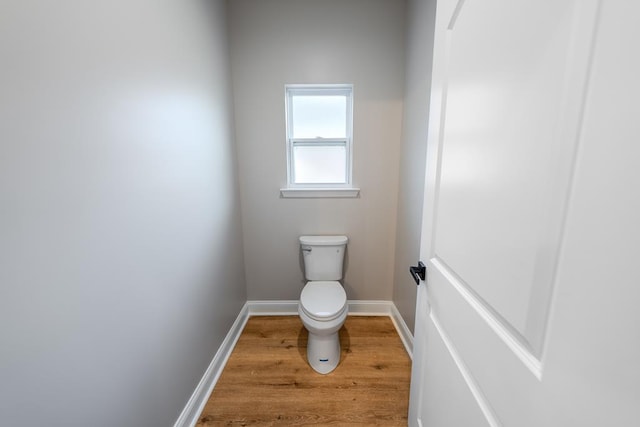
(298, 235), (349, 374)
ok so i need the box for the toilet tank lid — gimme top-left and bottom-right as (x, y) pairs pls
(299, 235), (348, 246)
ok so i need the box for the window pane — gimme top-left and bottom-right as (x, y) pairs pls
(291, 95), (347, 138)
(293, 145), (347, 184)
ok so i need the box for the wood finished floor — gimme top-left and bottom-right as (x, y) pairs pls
(196, 316), (411, 426)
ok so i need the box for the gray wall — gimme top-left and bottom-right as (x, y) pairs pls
(228, 0), (406, 301)
(0, 1), (246, 426)
(392, 0), (437, 332)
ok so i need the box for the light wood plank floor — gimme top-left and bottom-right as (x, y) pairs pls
(196, 316), (411, 426)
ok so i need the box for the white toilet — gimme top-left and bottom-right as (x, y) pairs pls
(298, 235), (349, 374)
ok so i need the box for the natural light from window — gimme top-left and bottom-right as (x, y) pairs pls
(284, 85), (355, 196)
(291, 95), (347, 139)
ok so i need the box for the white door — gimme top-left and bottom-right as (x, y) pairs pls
(409, 1), (640, 426)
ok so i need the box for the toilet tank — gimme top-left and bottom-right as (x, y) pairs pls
(300, 235), (348, 281)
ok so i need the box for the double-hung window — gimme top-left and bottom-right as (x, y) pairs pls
(282, 84), (358, 197)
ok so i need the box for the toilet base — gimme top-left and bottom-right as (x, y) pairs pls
(307, 331), (341, 374)
(299, 300), (348, 374)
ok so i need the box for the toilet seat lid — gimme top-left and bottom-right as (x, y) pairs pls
(300, 281), (347, 320)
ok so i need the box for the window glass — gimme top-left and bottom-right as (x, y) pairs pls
(293, 145), (347, 184)
(291, 95), (347, 139)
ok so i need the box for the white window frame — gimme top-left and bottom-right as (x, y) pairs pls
(281, 84), (359, 198)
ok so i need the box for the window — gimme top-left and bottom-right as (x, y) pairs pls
(281, 85), (359, 198)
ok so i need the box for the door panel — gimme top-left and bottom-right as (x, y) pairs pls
(433, 0), (594, 355)
(427, 259), (544, 424)
(410, 285), (492, 427)
(409, 0), (640, 426)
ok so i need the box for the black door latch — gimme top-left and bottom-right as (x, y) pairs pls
(409, 261), (426, 286)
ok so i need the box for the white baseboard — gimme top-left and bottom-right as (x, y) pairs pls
(347, 299), (394, 315)
(174, 300), (414, 427)
(390, 303), (414, 359)
(247, 300), (298, 315)
(173, 303), (250, 427)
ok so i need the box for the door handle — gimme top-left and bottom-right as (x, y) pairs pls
(409, 261), (426, 285)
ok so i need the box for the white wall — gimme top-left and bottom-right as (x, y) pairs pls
(0, 1), (246, 426)
(392, 0), (437, 332)
(228, 0), (406, 301)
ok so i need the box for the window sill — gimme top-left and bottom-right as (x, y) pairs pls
(280, 187), (360, 198)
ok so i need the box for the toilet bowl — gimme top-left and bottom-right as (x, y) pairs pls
(298, 235), (349, 374)
(299, 281), (348, 374)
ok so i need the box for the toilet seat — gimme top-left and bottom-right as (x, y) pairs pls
(300, 281), (347, 322)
